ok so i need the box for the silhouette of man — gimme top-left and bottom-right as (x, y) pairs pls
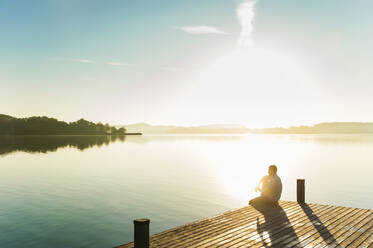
(249, 165), (282, 206)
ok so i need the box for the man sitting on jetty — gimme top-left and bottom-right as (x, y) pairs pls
(249, 165), (282, 206)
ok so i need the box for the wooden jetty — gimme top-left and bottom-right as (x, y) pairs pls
(116, 180), (373, 248)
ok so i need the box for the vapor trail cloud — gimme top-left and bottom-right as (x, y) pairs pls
(237, 0), (258, 47)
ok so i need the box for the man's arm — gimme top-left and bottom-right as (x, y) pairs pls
(255, 177), (264, 192)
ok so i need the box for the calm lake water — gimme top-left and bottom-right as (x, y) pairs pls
(1, 134), (372, 248)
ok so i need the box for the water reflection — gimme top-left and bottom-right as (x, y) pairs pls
(137, 133), (373, 145)
(126, 134), (245, 144)
(1, 134), (373, 248)
(0, 135), (246, 157)
(0, 135), (126, 156)
(286, 134), (373, 145)
(2, 134), (372, 157)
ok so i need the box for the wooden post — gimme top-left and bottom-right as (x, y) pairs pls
(297, 179), (305, 203)
(134, 218), (150, 248)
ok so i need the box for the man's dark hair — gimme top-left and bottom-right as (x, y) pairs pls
(269, 165), (277, 173)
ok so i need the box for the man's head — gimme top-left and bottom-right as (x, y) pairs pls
(268, 165), (277, 176)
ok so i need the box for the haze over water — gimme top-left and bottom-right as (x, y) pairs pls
(1, 134), (372, 248)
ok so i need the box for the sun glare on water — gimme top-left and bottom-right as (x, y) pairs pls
(204, 135), (296, 203)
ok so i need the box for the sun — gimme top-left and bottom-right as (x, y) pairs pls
(195, 46), (307, 101)
(185, 46), (320, 127)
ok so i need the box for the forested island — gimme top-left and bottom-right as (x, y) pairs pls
(0, 114), (131, 135)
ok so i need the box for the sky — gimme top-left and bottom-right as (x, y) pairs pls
(1, 0), (373, 127)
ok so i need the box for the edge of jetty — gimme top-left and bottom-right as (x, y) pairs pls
(116, 180), (373, 248)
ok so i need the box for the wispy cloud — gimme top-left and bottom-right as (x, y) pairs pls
(160, 66), (185, 72)
(70, 58), (96, 64)
(50, 57), (132, 67)
(180, 26), (228, 35)
(104, 62), (133, 66)
(237, 0), (258, 47)
(50, 57), (185, 72)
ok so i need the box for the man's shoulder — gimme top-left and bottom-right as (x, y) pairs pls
(261, 175), (269, 181)
(268, 175), (281, 182)
(274, 175), (282, 183)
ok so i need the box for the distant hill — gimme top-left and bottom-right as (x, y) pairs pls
(0, 114), (126, 135)
(123, 123), (248, 134)
(0, 114), (16, 121)
(122, 122), (373, 134)
(250, 122), (373, 134)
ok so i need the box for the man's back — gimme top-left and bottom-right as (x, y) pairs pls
(261, 174), (282, 202)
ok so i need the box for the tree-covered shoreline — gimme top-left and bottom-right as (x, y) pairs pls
(0, 114), (126, 135)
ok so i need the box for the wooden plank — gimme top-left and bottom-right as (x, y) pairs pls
(348, 230), (373, 248)
(148, 204), (259, 247)
(254, 204), (352, 247)
(292, 207), (362, 247)
(310, 209), (367, 247)
(157, 202), (297, 248)
(223, 204), (335, 248)
(118, 201), (295, 248)
(174, 202), (319, 248)
(367, 239), (373, 248)
(294, 209), (359, 247)
(165, 206), (269, 246)
(345, 215), (373, 248)
(116, 201), (373, 248)
(263, 204), (349, 247)
(162, 205), (281, 247)
(119, 204), (265, 248)
(160, 202), (288, 238)
(311, 209), (370, 247)
(196, 203), (309, 247)
(193, 203), (306, 248)
(326, 212), (372, 247)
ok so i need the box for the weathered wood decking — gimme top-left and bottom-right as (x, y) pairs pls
(117, 201), (373, 248)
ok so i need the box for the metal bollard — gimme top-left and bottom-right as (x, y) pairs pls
(297, 179), (305, 203)
(134, 218), (150, 248)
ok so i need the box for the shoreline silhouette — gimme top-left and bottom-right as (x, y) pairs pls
(0, 114), (141, 136)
